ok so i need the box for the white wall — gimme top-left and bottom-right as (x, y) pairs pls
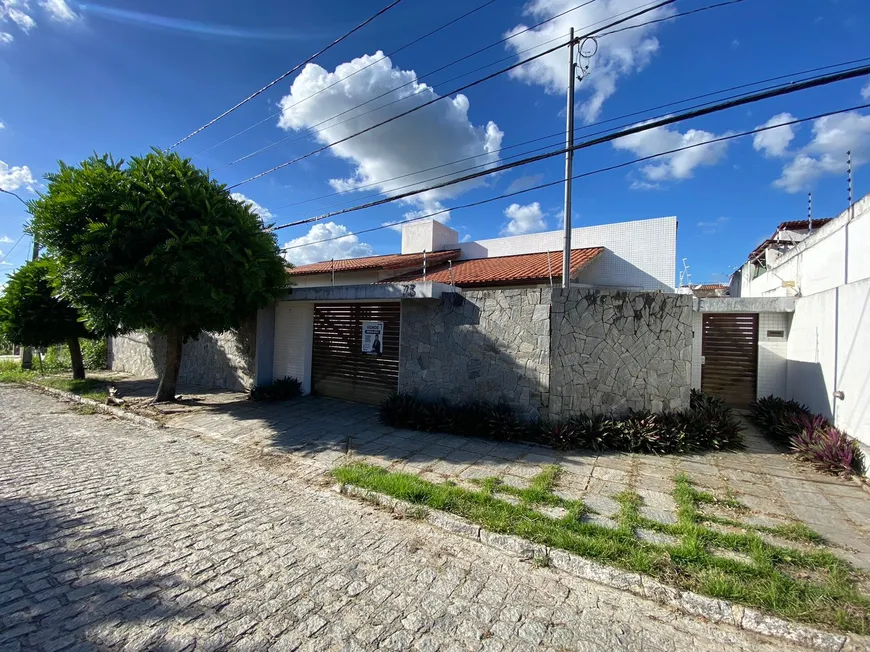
(290, 270), (394, 288)
(757, 313), (788, 399)
(738, 194), (870, 298)
(402, 220), (459, 254)
(273, 301), (313, 393)
(834, 279), (870, 447)
(458, 216), (677, 292)
(787, 290), (837, 421)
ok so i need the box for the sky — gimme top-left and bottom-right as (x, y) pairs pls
(2, 0), (870, 288)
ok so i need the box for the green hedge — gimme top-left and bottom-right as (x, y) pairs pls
(379, 389), (743, 454)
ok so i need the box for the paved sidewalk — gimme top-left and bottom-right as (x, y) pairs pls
(126, 379), (870, 573)
(0, 386), (814, 651)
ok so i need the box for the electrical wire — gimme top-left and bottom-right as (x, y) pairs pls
(280, 102), (870, 253)
(165, 0), (408, 152)
(190, 0), (508, 161)
(266, 55), (870, 220)
(228, 0), (678, 189)
(270, 64), (870, 230)
(0, 233), (27, 266)
(216, 0), (675, 172)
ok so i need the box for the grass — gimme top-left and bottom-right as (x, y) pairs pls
(332, 463), (870, 634)
(0, 360), (109, 401)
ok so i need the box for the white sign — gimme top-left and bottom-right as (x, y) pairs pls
(361, 321), (384, 355)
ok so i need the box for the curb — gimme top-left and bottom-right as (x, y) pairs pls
(24, 382), (163, 430)
(336, 483), (866, 652)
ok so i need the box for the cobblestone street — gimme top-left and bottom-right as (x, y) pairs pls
(0, 386), (823, 651)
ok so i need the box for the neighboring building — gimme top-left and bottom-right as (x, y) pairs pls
(677, 283), (729, 298)
(691, 197), (868, 454)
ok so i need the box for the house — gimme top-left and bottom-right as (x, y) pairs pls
(110, 214), (696, 422)
(690, 199), (869, 456)
(677, 283), (729, 298)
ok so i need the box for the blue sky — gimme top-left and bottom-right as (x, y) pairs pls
(2, 0), (869, 287)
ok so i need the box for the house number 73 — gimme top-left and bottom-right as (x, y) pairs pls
(402, 284), (416, 297)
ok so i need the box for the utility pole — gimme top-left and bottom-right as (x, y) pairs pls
(19, 238), (40, 370)
(561, 28), (577, 291)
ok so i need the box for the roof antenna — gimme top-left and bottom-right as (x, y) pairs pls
(807, 192), (813, 231)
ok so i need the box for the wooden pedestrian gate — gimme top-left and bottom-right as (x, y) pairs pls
(311, 302), (400, 404)
(700, 313), (759, 409)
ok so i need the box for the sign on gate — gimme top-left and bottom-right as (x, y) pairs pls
(361, 321), (384, 355)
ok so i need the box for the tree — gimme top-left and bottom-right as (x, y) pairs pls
(0, 259), (91, 379)
(29, 150), (289, 402)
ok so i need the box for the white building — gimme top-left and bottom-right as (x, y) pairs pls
(726, 194), (870, 451)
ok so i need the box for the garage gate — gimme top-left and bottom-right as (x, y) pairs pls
(700, 313), (759, 409)
(311, 302), (400, 404)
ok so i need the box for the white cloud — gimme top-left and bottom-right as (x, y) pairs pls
(504, 0), (675, 123)
(0, 120), (4, 129)
(230, 192), (273, 220)
(752, 113), (796, 158)
(0, 160), (36, 192)
(1, 0), (35, 31)
(773, 112), (870, 193)
(612, 121), (730, 184)
(506, 173), (544, 194)
(0, 235), (12, 244)
(282, 222), (375, 266)
(862, 80), (870, 101)
(501, 202), (547, 235)
(39, 0), (77, 22)
(0, 32), (12, 44)
(697, 216), (729, 234)
(277, 52), (503, 218)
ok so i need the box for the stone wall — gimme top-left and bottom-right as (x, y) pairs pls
(550, 289), (693, 417)
(109, 324), (256, 392)
(399, 289), (550, 419)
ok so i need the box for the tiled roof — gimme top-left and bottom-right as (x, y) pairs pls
(381, 248), (604, 287)
(777, 218), (832, 231)
(695, 283), (728, 290)
(287, 249), (461, 276)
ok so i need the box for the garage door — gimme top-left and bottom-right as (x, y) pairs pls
(312, 302), (400, 404)
(701, 313), (758, 409)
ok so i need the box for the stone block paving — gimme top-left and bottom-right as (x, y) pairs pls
(0, 386), (814, 652)
(146, 379), (870, 572)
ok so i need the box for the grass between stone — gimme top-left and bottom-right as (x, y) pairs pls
(0, 361), (109, 401)
(332, 463), (870, 634)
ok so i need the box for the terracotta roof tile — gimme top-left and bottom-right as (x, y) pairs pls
(381, 248), (604, 287)
(777, 218), (832, 231)
(287, 249), (461, 276)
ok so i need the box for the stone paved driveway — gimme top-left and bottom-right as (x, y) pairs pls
(0, 385), (815, 651)
(149, 381), (870, 571)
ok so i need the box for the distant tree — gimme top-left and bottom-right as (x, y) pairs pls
(29, 150), (289, 402)
(0, 259), (91, 379)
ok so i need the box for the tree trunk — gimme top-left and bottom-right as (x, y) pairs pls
(67, 337), (85, 380)
(155, 327), (183, 403)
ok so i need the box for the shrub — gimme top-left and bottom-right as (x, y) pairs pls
(380, 390), (743, 454)
(749, 395), (811, 446)
(82, 339), (108, 370)
(248, 376), (302, 402)
(41, 345), (72, 372)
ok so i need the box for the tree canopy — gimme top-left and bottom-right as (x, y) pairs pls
(0, 258), (91, 379)
(29, 150), (289, 400)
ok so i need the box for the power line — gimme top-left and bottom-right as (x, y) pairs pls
(165, 0), (408, 152)
(191, 0), (507, 161)
(217, 0), (684, 172)
(280, 102), (870, 253)
(229, 0), (678, 189)
(0, 232), (27, 266)
(270, 64), (870, 230)
(267, 56), (870, 221)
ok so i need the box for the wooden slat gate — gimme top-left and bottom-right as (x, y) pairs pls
(701, 313), (759, 409)
(312, 302), (400, 404)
